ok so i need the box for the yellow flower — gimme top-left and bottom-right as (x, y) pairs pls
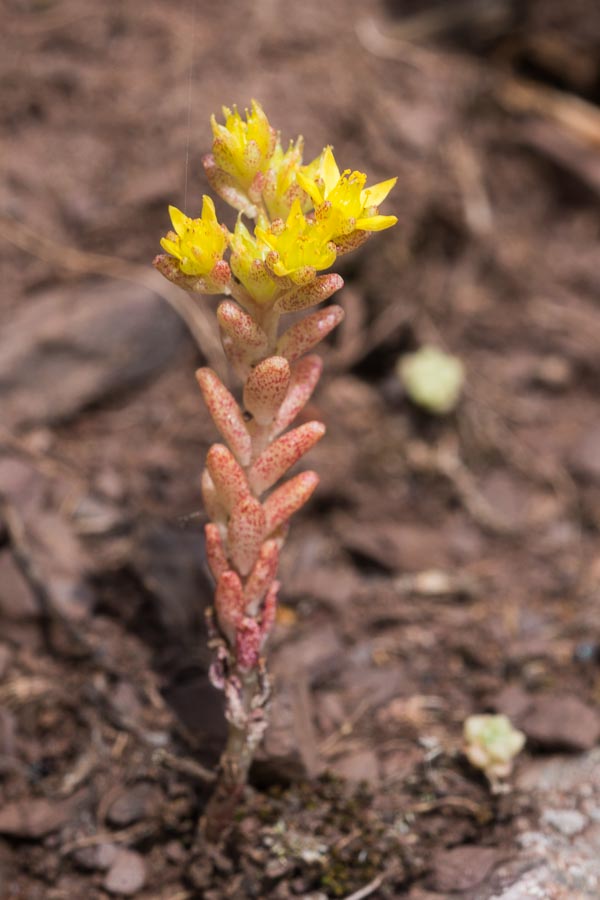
(298, 146), (397, 237)
(255, 199), (337, 285)
(263, 137), (310, 220)
(160, 196), (228, 277)
(211, 100), (276, 189)
(229, 218), (278, 305)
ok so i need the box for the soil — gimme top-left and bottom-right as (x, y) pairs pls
(1, 0), (600, 897)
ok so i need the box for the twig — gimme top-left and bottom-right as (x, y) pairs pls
(405, 440), (517, 536)
(411, 795), (490, 818)
(60, 820), (156, 856)
(0, 494), (92, 655)
(319, 695), (374, 756)
(0, 214), (225, 376)
(496, 76), (600, 148)
(342, 873), (386, 900)
(152, 747), (216, 783)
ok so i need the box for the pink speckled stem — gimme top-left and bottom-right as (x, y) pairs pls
(200, 289), (343, 841)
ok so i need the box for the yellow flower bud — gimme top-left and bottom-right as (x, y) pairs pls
(211, 100), (276, 189)
(229, 218), (279, 305)
(263, 137), (311, 220)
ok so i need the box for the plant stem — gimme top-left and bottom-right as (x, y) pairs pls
(203, 662), (268, 841)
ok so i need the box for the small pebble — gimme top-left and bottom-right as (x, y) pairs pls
(103, 848), (146, 896)
(542, 808), (587, 837)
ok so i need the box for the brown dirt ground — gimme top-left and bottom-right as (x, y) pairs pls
(1, 0), (600, 897)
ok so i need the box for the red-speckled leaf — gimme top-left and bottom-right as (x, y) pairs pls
(206, 444), (250, 514)
(227, 496), (266, 576)
(260, 579), (280, 645)
(235, 617), (261, 671)
(196, 368), (251, 466)
(203, 153), (258, 217)
(217, 301), (269, 354)
(244, 539), (279, 614)
(270, 355), (323, 438)
(201, 468), (227, 524)
(205, 523), (229, 582)
(277, 305), (344, 362)
(215, 570), (245, 641)
(263, 471), (320, 535)
(243, 356), (291, 426)
(275, 273), (343, 313)
(249, 421), (325, 495)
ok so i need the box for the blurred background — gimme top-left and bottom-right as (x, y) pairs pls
(1, 0), (600, 897)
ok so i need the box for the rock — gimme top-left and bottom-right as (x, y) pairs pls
(0, 644), (12, 680)
(492, 684), (535, 721)
(542, 808), (587, 837)
(570, 424), (600, 483)
(107, 681), (148, 735)
(480, 470), (529, 529)
(103, 848), (146, 896)
(254, 677), (322, 782)
(524, 695), (600, 752)
(494, 688), (600, 753)
(0, 457), (94, 622)
(0, 798), (72, 838)
(333, 516), (450, 573)
(131, 523), (213, 635)
(106, 782), (163, 827)
(517, 749), (600, 793)
(165, 840), (187, 864)
(71, 495), (127, 538)
(0, 708), (16, 762)
(72, 842), (118, 871)
(0, 281), (188, 430)
(0, 551), (39, 619)
(487, 861), (571, 900)
(329, 747), (380, 785)
(162, 675), (226, 762)
(429, 845), (501, 893)
(272, 623), (344, 681)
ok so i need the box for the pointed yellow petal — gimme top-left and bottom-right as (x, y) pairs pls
(319, 242), (337, 269)
(160, 237), (182, 258)
(250, 98), (265, 118)
(168, 205), (188, 237)
(296, 170), (323, 206)
(201, 195), (217, 223)
(286, 197), (305, 225)
(361, 177), (397, 208)
(322, 146), (341, 193)
(355, 214), (398, 232)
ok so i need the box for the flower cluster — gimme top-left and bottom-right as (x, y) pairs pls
(154, 101), (397, 839)
(157, 101), (397, 305)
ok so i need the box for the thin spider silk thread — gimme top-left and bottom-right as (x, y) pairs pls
(183, 0), (198, 210)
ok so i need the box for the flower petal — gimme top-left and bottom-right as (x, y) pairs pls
(168, 205), (188, 237)
(321, 146), (341, 192)
(296, 170), (323, 206)
(201, 194), (218, 223)
(361, 176), (397, 208)
(355, 214), (398, 232)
